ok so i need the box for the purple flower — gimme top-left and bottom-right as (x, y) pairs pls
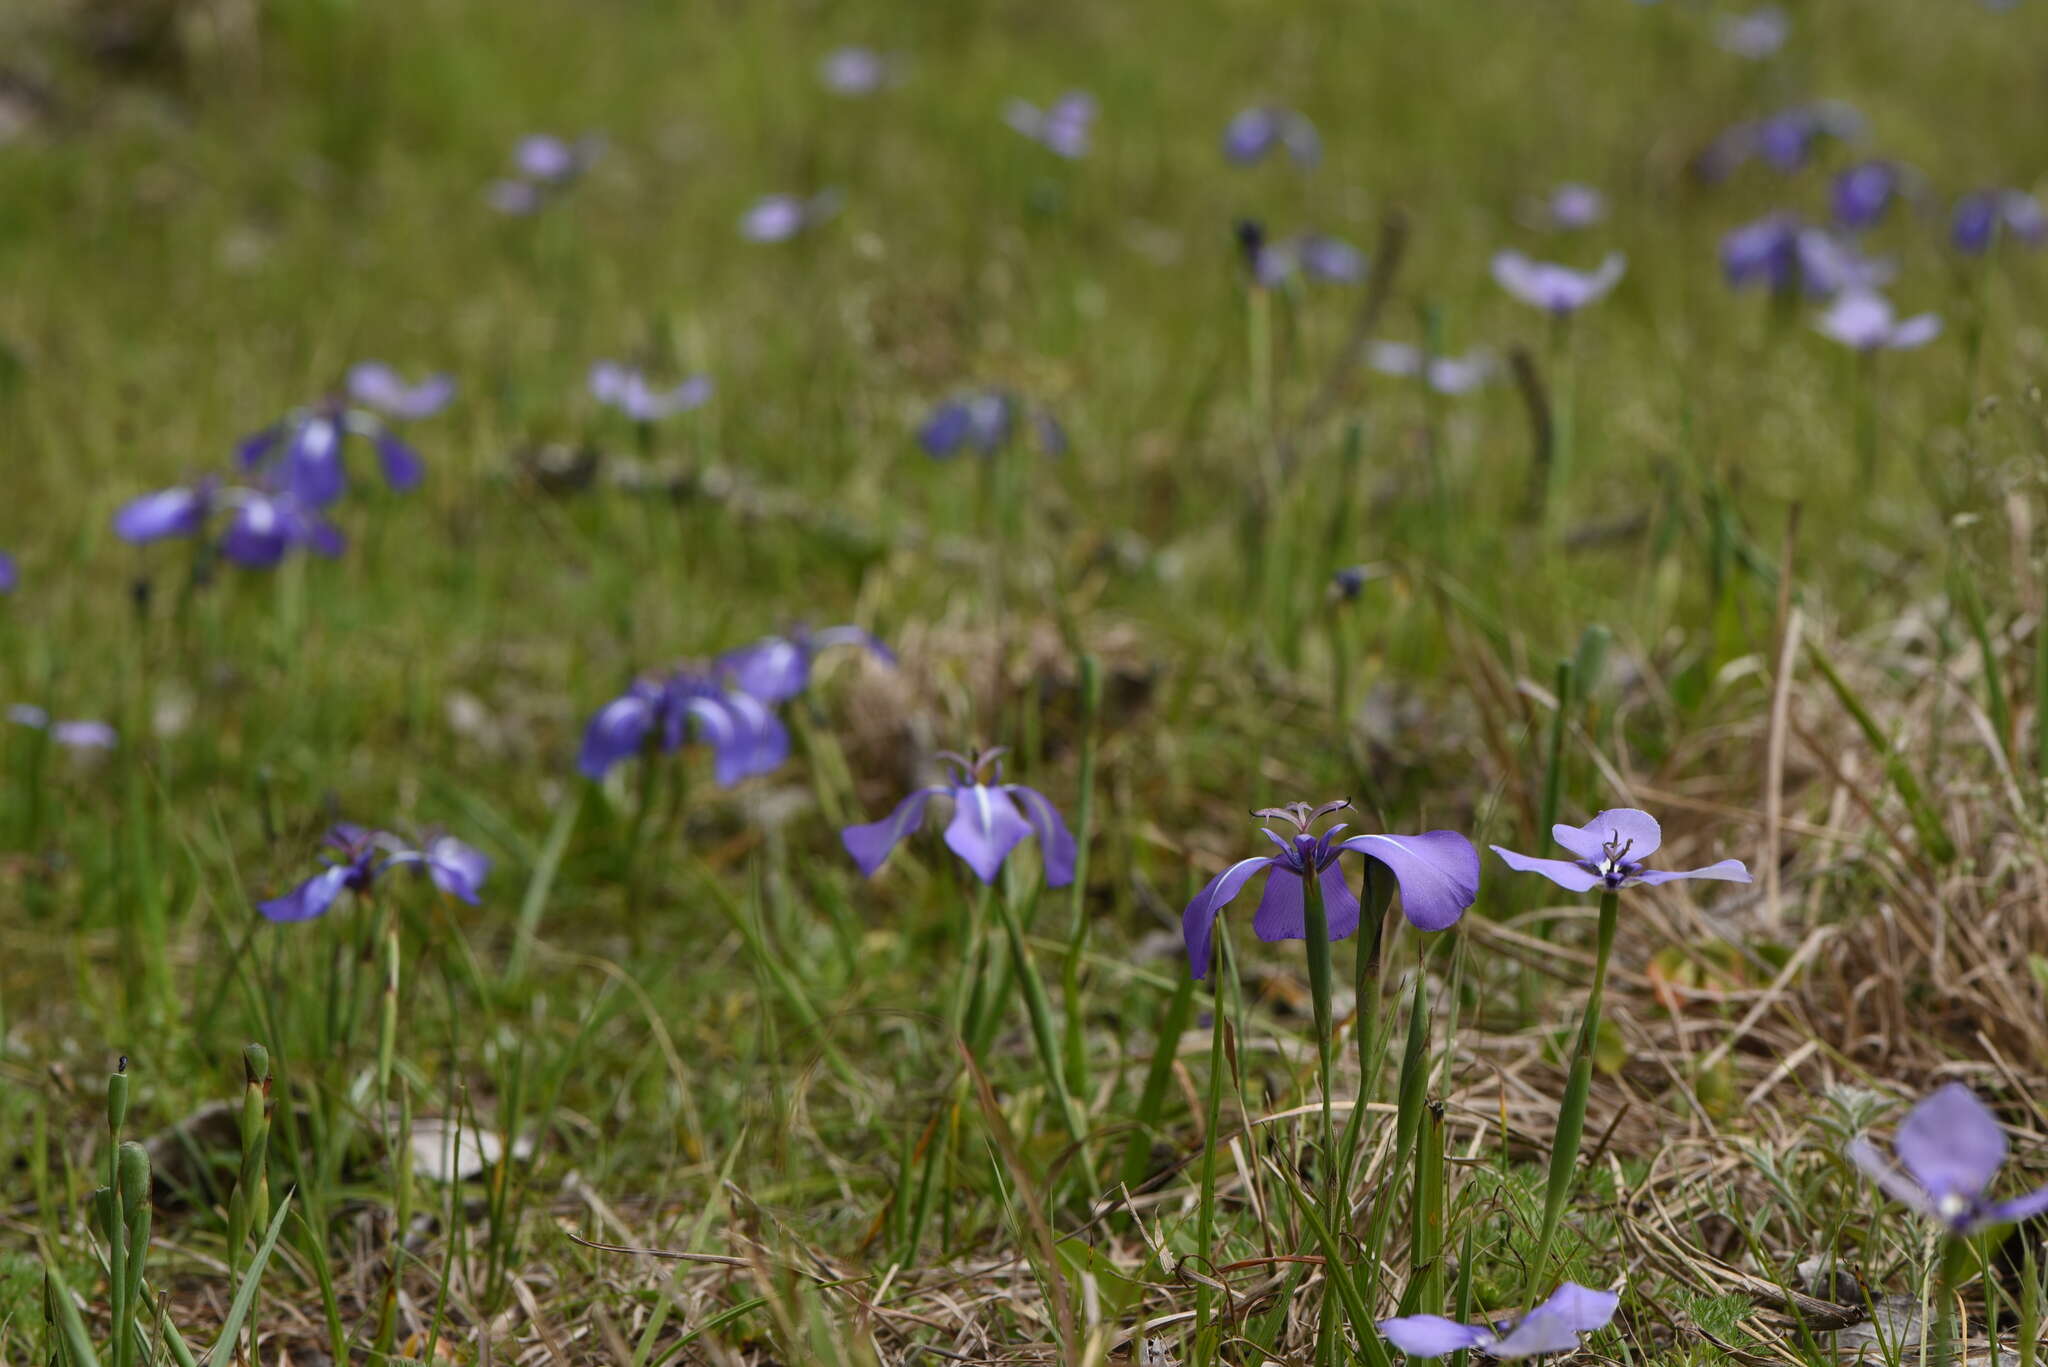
(258, 825), (489, 922)
(1491, 808), (1751, 893)
(1953, 190), (2048, 254)
(577, 670), (789, 786)
(516, 134), (583, 184)
(1222, 106), (1320, 167)
(113, 484), (214, 544)
(112, 482), (342, 569)
(487, 133), (599, 214)
(1815, 290), (1940, 351)
(1492, 251), (1625, 314)
(715, 626), (894, 705)
(9, 705), (117, 750)
(918, 390), (1064, 458)
(0, 552), (13, 593)
(1850, 1084), (2048, 1233)
(1005, 91), (1096, 159)
(487, 179), (545, 216)
(590, 362), (714, 421)
(1536, 183), (1606, 231)
(348, 363), (456, 421)
(740, 191), (840, 243)
(1721, 215), (1892, 296)
(1379, 1283), (1619, 1360)
(819, 46), (891, 96)
(1716, 7), (1789, 59)
(842, 748), (1076, 887)
(1369, 342), (1496, 394)
(1252, 234), (1366, 287)
(1180, 800), (1480, 980)
(1697, 102), (1863, 181)
(1832, 160), (1900, 230)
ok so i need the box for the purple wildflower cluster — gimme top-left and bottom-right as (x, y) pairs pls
(259, 824), (491, 923)
(112, 363), (452, 571)
(917, 390), (1067, 458)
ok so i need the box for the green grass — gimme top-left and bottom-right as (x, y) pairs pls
(5, 0), (2048, 1362)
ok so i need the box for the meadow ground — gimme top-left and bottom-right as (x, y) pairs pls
(5, 1), (2048, 1363)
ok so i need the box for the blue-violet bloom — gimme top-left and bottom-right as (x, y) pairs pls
(1181, 799), (1481, 980)
(8, 704), (117, 750)
(1716, 7), (1789, 59)
(1815, 291), (1940, 351)
(1492, 251), (1625, 314)
(842, 747), (1077, 886)
(1849, 1083), (2048, 1233)
(1953, 190), (2048, 254)
(1832, 160), (1900, 230)
(1005, 91), (1096, 158)
(1369, 342), (1496, 395)
(918, 390), (1066, 458)
(259, 824), (490, 923)
(1491, 808), (1750, 892)
(715, 626), (894, 704)
(819, 46), (892, 95)
(590, 362), (714, 421)
(577, 670), (790, 787)
(1378, 1283), (1620, 1360)
(1223, 106), (1321, 167)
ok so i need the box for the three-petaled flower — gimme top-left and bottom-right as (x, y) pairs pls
(1848, 1083), (2048, 1234)
(1378, 1282), (1619, 1360)
(113, 478), (344, 570)
(1490, 808), (1751, 892)
(577, 670), (789, 787)
(239, 365), (453, 508)
(1815, 291), (1940, 352)
(842, 748), (1077, 887)
(259, 824), (491, 923)
(1180, 800), (1481, 980)
(1491, 251), (1625, 315)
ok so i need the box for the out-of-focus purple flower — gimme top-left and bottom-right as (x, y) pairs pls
(819, 46), (892, 95)
(1716, 6), (1790, 59)
(516, 135), (579, 183)
(1222, 106), (1320, 167)
(577, 670), (790, 787)
(1491, 808), (1751, 893)
(842, 747), (1076, 887)
(1369, 342), (1497, 394)
(1491, 251), (1625, 314)
(1251, 233), (1366, 287)
(715, 626), (894, 704)
(918, 389), (1064, 458)
(590, 362), (714, 422)
(739, 191), (840, 243)
(1697, 101), (1863, 181)
(1832, 160), (1900, 230)
(1180, 799), (1480, 980)
(1720, 215), (1893, 296)
(348, 363), (456, 421)
(9, 705), (118, 750)
(259, 824), (489, 922)
(0, 552), (13, 593)
(1815, 290), (1941, 351)
(112, 480), (341, 569)
(1850, 1084), (2048, 1234)
(1534, 183), (1606, 231)
(114, 484), (214, 544)
(488, 133), (600, 215)
(1005, 91), (1096, 159)
(1953, 190), (2048, 254)
(487, 179), (545, 216)
(1379, 1283), (1619, 1360)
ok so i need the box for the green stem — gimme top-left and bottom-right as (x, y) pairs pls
(992, 890), (1089, 1151)
(1194, 921), (1232, 1360)
(1527, 889), (1619, 1304)
(1301, 869), (1339, 1219)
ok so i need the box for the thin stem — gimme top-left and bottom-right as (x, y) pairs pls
(1194, 921), (1233, 1360)
(1527, 889), (1619, 1305)
(1300, 869), (1339, 1219)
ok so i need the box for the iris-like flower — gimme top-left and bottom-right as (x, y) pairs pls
(487, 133), (600, 215)
(1369, 342), (1496, 394)
(1697, 102), (1863, 181)
(1379, 1283), (1620, 1360)
(0, 551), (14, 593)
(842, 748), (1076, 886)
(1491, 808), (1750, 892)
(714, 626), (893, 704)
(259, 824), (491, 923)
(1814, 291), (1940, 352)
(739, 191), (841, 243)
(1953, 190), (2048, 254)
(1492, 251), (1625, 314)
(8, 704), (117, 749)
(112, 481), (344, 569)
(819, 46), (892, 95)
(1720, 215), (1893, 296)
(1849, 1083), (2048, 1233)
(1832, 160), (1900, 230)
(240, 379), (447, 506)
(1716, 7), (1789, 59)
(590, 362), (714, 422)
(1248, 231), (1366, 287)
(1533, 183), (1606, 231)
(1222, 106), (1320, 167)
(1180, 800), (1480, 980)
(348, 363), (456, 421)
(1004, 91), (1096, 159)
(577, 670), (789, 786)
(918, 390), (1066, 458)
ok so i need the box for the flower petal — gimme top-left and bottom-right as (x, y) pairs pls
(1530, 1282), (1620, 1335)
(1634, 859), (1752, 886)
(1252, 864), (1307, 942)
(578, 691), (656, 780)
(1375, 1316), (1491, 1358)
(1988, 1182), (2048, 1225)
(1342, 831), (1482, 930)
(1848, 1135), (1937, 1216)
(1887, 313), (1941, 350)
(841, 787), (943, 877)
(1490, 847), (1604, 893)
(374, 430), (425, 491)
(1320, 861), (1361, 941)
(1896, 1084), (2007, 1205)
(719, 639), (809, 703)
(113, 487), (209, 544)
(1553, 809), (1662, 863)
(1182, 856), (1280, 979)
(425, 836), (491, 904)
(258, 866), (352, 923)
(282, 417), (346, 507)
(1005, 783), (1077, 888)
(942, 784), (1032, 884)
